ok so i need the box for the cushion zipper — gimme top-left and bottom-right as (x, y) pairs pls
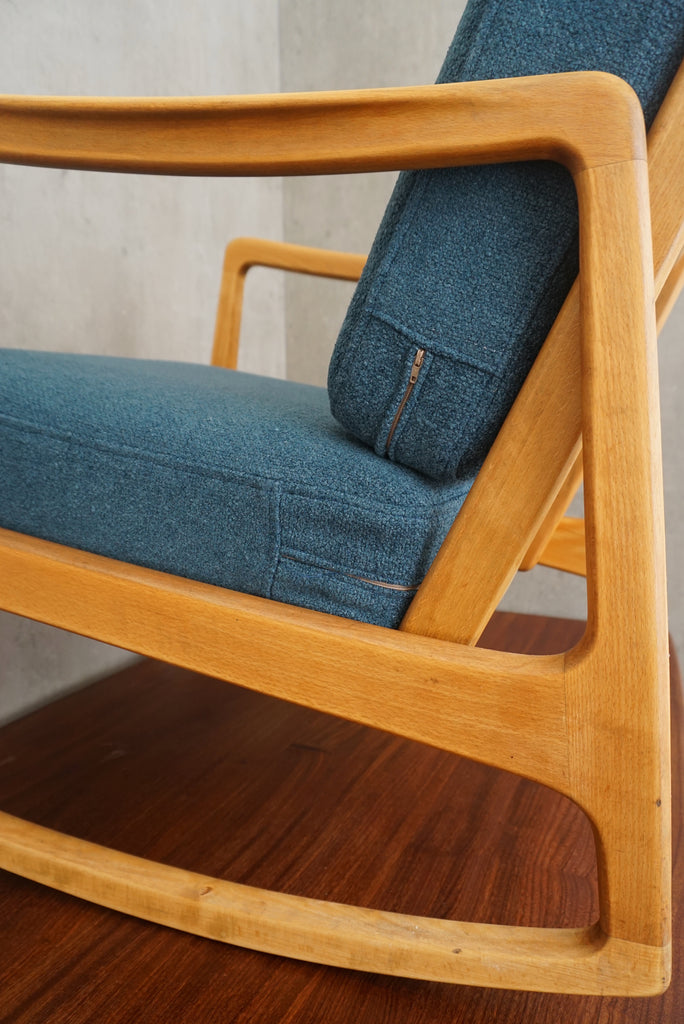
(385, 348), (426, 453)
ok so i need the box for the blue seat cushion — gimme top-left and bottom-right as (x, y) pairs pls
(0, 350), (472, 628)
(328, 0), (684, 482)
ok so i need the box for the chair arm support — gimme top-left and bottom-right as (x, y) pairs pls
(0, 72), (644, 179)
(212, 239), (365, 369)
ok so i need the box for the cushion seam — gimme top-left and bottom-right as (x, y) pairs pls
(0, 415), (469, 516)
(0, 414), (280, 493)
(281, 484), (469, 517)
(267, 483), (283, 600)
(279, 551), (421, 591)
(366, 308), (512, 380)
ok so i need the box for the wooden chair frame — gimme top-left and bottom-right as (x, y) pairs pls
(0, 68), (680, 995)
(212, 239), (599, 574)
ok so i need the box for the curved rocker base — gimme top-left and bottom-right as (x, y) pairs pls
(0, 811), (669, 997)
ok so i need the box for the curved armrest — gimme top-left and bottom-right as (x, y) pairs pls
(0, 72), (644, 179)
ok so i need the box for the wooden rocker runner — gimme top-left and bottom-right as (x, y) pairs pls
(0, 18), (683, 999)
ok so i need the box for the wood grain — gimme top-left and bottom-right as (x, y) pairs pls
(511, 61), (684, 579)
(0, 73), (643, 176)
(0, 68), (674, 993)
(0, 527), (570, 793)
(536, 516), (587, 577)
(0, 613), (680, 1022)
(404, 63), (683, 639)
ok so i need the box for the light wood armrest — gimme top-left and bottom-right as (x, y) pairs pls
(212, 238), (365, 369)
(2, 75), (642, 380)
(0, 73), (643, 178)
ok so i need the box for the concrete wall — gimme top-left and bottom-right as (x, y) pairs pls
(280, 0), (467, 386)
(0, 0), (284, 723)
(1, 1), (682, 721)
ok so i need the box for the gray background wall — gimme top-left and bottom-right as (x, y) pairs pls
(0, 0), (285, 722)
(1, 0), (682, 723)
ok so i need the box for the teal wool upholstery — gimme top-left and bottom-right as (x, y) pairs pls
(328, 0), (684, 482)
(1, 0), (683, 628)
(0, 351), (471, 627)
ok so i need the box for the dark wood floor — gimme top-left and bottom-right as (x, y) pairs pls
(0, 612), (680, 1023)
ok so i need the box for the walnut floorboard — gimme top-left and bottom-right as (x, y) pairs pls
(0, 611), (680, 1022)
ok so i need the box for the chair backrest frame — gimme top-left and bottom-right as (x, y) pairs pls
(402, 61), (684, 647)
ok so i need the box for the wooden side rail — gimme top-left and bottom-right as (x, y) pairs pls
(520, 62), (684, 575)
(0, 527), (569, 792)
(211, 238), (366, 369)
(0, 71), (672, 995)
(0, 526), (668, 995)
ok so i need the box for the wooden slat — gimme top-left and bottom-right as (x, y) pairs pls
(402, 63), (684, 644)
(536, 516), (587, 577)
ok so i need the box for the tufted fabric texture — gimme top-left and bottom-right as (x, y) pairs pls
(328, 0), (684, 481)
(2, 1), (683, 628)
(0, 351), (471, 627)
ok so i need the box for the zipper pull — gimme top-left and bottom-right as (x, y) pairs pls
(409, 348), (425, 384)
(385, 347), (427, 453)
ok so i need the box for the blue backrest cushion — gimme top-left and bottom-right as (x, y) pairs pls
(328, 0), (684, 482)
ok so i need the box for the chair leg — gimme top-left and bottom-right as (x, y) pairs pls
(564, 640), (671, 984)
